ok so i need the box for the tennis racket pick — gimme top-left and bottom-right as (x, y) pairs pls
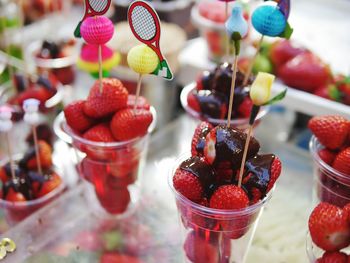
(128, 1), (173, 80)
(74, 0), (112, 38)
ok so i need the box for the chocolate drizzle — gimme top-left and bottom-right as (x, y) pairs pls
(194, 90), (226, 119)
(243, 154), (275, 196)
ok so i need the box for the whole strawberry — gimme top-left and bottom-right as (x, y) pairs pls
(191, 122), (213, 157)
(209, 185), (249, 210)
(309, 115), (350, 150)
(238, 97), (253, 118)
(309, 202), (350, 251)
(333, 147), (350, 175)
(83, 123), (115, 142)
(25, 140), (53, 170)
(173, 169), (203, 202)
(269, 40), (306, 68)
(318, 149), (336, 166)
(110, 109), (153, 141)
(267, 156), (282, 192)
(84, 78), (128, 118)
(64, 100), (96, 133)
(316, 251), (348, 263)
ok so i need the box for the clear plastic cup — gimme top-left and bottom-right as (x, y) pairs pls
(310, 136), (350, 208)
(0, 156), (66, 226)
(180, 83), (269, 130)
(54, 108), (156, 216)
(169, 154), (273, 263)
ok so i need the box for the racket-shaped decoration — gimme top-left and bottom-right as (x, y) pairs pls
(128, 0), (173, 80)
(74, 0), (112, 38)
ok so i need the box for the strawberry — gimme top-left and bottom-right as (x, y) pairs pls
(318, 149), (336, 166)
(238, 97), (253, 118)
(343, 203), (350, 216)
(5, 188), (26, 202)
(308, 115), (350, 150)
(317, 251), (348, 263)
(64, 100), (96, 133)
(187, 91), (201, 112)
(127, 95), (150, 110)
(100, 253), (143, 263)
(35, 172), (62, 198)
(173, 168), (203, 202)
(267, 156), (282, 192)
(269, 40), (307, 68)
(83, 123), (115, 142)
(110, 108), (153, 141)
(336, 75), (350, 105)
(26, 140), (53, 170)
(309, 202), (350, 251)
(184, 231), (219, 263)
(250, 187), (262, 204)
(96, 187), (130, 214)
(209, 185), (249, 210)
(191, 121), (213, 157)
(278, 52), (331, 93)
(333, 148), (350, 175)
(84, 78), (128, 118)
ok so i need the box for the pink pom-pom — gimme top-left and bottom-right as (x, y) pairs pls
(81, 16), (114, 45)
(80, 44), (114, 62)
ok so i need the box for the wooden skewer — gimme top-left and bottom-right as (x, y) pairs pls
(227, 48), (239, 127)
(238, 125), (253, 187)
(98, 44), (103, 93)
(133, 74), (143, 114)
(225, 2), (230, 58)
(243, 35), (264, 86)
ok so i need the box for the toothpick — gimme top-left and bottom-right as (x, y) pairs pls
(238, 125), (252, 187)
(227, 48), (239, 127)
(5, 133), (16, 181)
(225, 2), (230, 58)
(32, 126), (42, 175)
(98, 44), (103, 93)
(243, 35), (264, 86)
(133, 74), (143, 114)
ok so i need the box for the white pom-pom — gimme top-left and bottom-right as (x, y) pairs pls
(23, 99), (40, 113)
(0, 106), (13, 132)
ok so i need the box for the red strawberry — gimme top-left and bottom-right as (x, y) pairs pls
(333, 148), (350, 175)
(191, 121), (213, 157)
(198, 197), (209, 207)
(97, 187), (131, 214)
(209, 185), (249, 210)
(238, 97), (253, 118)
(308, 115), (350, 150)
(278, 52), (331, 93)
(187, 91), (201, 112)
(26, 140), (53, 170)
(317, 251), (348, 263)
(250, 187), (262, 204)
(318, 149), (336, 166)
(127, 95), (150, 110)
(84, 78), (128, 118)
(342, 203), (350, 216)
(184, 231), (219, 263)
(110, 109), (153, 141)
(83, 123), (115, 142)
(267, 157), (282, 192)
(64, 100), (96, 133)
(173, 168), (203, 202)
(336, 75), (350, 105)
(35, 172), (62, 198)
(314, 85), (332, 100)
(6, 188), (26, 202)
(100, 253), (143, 263)
(269, 40), (307, 68)
(309, 202), (350, 251)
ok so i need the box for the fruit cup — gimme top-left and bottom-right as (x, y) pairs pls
(54, 109), (156, 216)
(181, 83), (268, 130)
(309, 136), (350, 208)
(169, 154), (273, 263)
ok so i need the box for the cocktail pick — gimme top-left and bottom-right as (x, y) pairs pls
(80, 15), (114, 93)
(225, 4), (248, 127)
(128, 0), (173, 80)
(0, 106), (16, 181)
(127, 44), (159, 112)
(23, 99), (42, 175)
(74, 0), (112, 38)
(243, 0), (293, 86)
(237, 72), (287, 187)
(218, 0), (235, 58)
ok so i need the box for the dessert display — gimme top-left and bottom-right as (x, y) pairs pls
(61, 78), (155, 214)
(34, 39), (77, 85)
(309, 115), (350, 207)
(307, 202), (350, 262)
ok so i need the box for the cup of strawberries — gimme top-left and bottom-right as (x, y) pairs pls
(56, 78), (156, 216)
(309, 115), (350, 207)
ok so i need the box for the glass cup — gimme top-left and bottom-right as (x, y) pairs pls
(0, 156), (66, 226)
(180, 83), (269, 130)
(310, 136), (350, 208)
(54, 108), (156, 216)
(169, 154), (273, 263)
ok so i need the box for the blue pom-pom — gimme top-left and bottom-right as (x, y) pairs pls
(252, 4), (287, 37)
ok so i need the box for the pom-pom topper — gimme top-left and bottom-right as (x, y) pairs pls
(23, 99), (43, 175)
(128, 0), (173, 80)
(243, 0), (293, 86)
(0, 106), (16, 181)
(74, 0), (112, 38)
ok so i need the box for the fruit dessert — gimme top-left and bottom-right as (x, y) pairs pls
(308, 202), (350, 262)
(309, 115), (350, 207)
(35, 39), (77, 85)
(186, 63), (256, 124)
(62, 78), (154, 215)
(172, 121), (282, 262)
(0, 140), (63, 223)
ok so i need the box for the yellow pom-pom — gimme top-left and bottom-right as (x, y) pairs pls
(127, 45), (159, 75)
(250, 72), (275, 106)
